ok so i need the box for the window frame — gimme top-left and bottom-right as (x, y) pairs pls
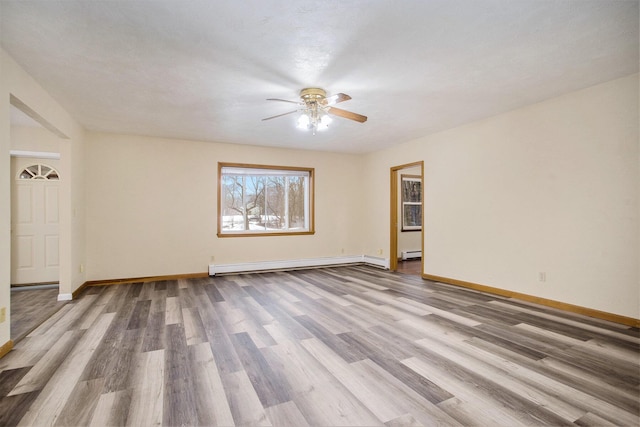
(217, 162), (315, 237)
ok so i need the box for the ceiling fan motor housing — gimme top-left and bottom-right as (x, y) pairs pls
(300, 88), (327, 102)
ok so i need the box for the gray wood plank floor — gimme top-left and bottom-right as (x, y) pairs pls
(10, 286), (67, 342)
(0, 265), (638, 426)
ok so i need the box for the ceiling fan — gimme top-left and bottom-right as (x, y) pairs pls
(262, 88), (367, 134)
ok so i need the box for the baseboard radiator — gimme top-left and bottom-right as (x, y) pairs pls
(401, 250), (422, 260)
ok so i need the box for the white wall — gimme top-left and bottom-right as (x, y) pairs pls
(0, 48), (86, 347)
(85, 132), (365, 280)
(364, 74), (639, 319)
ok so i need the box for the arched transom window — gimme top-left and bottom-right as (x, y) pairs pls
(18, 164), (60, 180)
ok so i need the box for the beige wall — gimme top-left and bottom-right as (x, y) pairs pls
(10, 125), (62, 152)
(1, 48), (86, 347)
(364, 74), (639, 319)
(85, 133), (365, 280)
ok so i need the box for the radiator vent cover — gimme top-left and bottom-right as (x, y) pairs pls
(401, 250), (422, 260)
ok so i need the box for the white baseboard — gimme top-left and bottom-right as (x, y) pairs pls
(57, 293), (73, 301)
(362, 255), (390, 269)
(209, 255), (389, 276)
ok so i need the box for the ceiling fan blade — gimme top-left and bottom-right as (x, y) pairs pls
(327, 107), (367, 123)
(266, 98), (300, 105)
(322, 93), (351, 105)
(262, 110), (299, 121)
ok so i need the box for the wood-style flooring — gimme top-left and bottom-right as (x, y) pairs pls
(0, 265), (638, 426)
(395, 260), (422, 276)
(10, 286), (67, 343)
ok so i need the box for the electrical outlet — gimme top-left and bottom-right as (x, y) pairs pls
(377, 248), (383, 255)
(538, 272), (546, 282)
(0, 307), (6, 323)
(79, 264), (84, 273)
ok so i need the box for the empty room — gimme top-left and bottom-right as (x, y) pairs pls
(0, 1), (638, 426)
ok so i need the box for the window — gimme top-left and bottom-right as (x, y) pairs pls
(218, 163), (314, 237)
(401, 174), (422, 231)
(18, 164), (60, 180)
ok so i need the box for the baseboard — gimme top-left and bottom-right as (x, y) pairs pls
(85, 272), (209, 287)
(210, 255), (389, 275)
(57, 293), (73, 301)
(423, 273), (640, 328)
(362, 255), (390, 269)
(0, 339), (13, 359)
(72, 281), (90, 299)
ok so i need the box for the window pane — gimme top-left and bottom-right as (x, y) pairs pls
(222, 175), (245, 231)
(288, 176), (305, 229)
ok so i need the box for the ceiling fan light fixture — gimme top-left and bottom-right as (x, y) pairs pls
(263, 87), (367, 132)
(296, 113), (310, 129)
(318, 113), (332, 130)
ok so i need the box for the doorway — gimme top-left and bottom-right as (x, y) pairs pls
(8, 101), (67, 342)
(390, 161), (424, 275)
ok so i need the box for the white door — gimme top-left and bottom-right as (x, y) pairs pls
(10, 158), (60, 285)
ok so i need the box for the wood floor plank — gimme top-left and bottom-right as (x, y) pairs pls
(182, 307), (207, 346)
(0, 367), (31, 397)
(163, 323), (198, 427)
(126, 348), (164, 426)
(140, 311), (166, 353)
(187, 342), (235, 426)
(54, 377), (105, 426)
(103, 327), (142, 393)
(88, 390), (131, 427)
(126, 299), (151, 330)
(164, 296), (182, 325)
(0, 391), (40, 427)
(221, 370), (272, 426)
(265, 400), (311, 427)
(230, 331), (291, 408)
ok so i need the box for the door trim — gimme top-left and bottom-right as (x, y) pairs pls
(10, 150), (60, 160)
(390, 161), (424, 272)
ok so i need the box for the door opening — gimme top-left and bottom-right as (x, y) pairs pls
(8, 98), (67, 342)
(390, 161), (424, 274)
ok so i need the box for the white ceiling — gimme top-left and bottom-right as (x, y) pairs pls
(1, 1), (637, 154)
